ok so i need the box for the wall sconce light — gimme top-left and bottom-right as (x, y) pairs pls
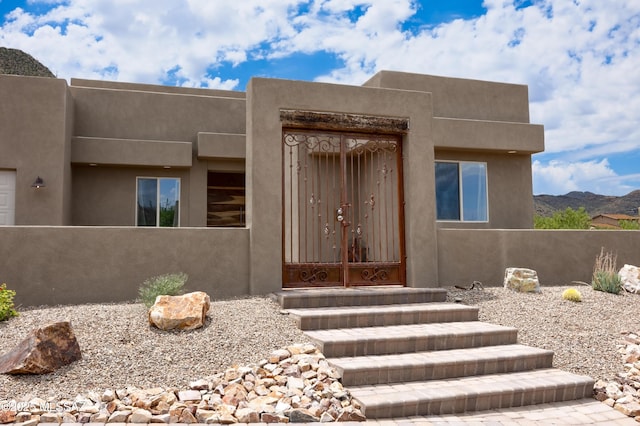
(31, 176), (46, 189)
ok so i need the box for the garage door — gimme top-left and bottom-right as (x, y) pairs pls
(0, 171), (16, 225)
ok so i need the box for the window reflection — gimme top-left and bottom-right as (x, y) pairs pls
(136, 177), (180, 227)
(435, 161), (488, 222)
(461, 163), (487, 221)
(435, 162), (460, 220)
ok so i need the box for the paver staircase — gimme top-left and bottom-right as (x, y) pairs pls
(274, 287), (595, 419)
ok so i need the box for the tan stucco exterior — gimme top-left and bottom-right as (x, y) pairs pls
(6, 70), (608, 307)
(437, 229), (640, 286)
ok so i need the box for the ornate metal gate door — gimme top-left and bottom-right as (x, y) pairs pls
(283, 130), (406, 287)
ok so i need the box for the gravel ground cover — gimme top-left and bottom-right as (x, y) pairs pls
(0, 296), (310, 401)
(0, 286), (636, 402)
(446, 285), (637, 383)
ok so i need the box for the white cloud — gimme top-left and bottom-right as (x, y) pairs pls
(532, 158), (640, 196)
(1, 0), (640, 194)
(1, 0), (305, 88)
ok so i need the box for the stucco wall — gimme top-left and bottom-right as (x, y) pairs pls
(363, 71), (531, 123)
(0, 226), (250, 306)
(67, 79), (248, 227)
(70, 84), (246, 142)
(437, 229), (640, 286)
(0, 75), (72, 225)
(247, 78), (437, 294)
(71, 166), (198, 226)
(435, 150), (535, 229)
(7, 226), (638, 307)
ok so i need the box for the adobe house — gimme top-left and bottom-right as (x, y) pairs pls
(591, 213), (640, 229)
(1, 71), (637, 306)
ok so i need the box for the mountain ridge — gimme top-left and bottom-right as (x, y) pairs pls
(0, 47), (55, 78)
(534, 190), (640, 217)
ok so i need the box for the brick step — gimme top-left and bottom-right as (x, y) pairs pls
(287, 302), (479, 330)
(350, 368), (595, 418)
(305, 321), (518, 357)
(273, 287), (447, 309)
(329, 344), (554, 386)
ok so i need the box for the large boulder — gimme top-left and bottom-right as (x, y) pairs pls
(0, 321), (81, 374)
(619, 264), (640, 294)
(503, 267), (541, 293)
(148, 291), (210, 331)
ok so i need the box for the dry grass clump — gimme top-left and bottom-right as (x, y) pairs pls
(592, 248), (622, 294)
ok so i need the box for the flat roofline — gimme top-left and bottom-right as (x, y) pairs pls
(70, 78), (246, 98)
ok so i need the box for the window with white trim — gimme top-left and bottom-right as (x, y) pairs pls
(435, 161), (488, 222)
(136, 177), (180, 227)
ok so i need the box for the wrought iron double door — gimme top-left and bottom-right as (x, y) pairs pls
(283, 129), (406, 287)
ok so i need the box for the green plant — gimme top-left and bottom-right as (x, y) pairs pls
(619, 220), (640, 230)
(561, 288), (582, 302)
(534, 207), (591, 229)
(138, 273), (188, 308)
(591, 248), (622, 294)
(0, 283), (19, 321)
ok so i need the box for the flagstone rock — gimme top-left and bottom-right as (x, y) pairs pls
(148, 291), (210, 331)
(0, 321), (81, 374)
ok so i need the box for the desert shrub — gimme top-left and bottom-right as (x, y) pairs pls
(619, 220), (640, 230)
(534, 207), (591, 229)
(0, 283), (19, 321)
(592, 248), (622, 294)
(561, 288), (582, 302)
(138, 272), (188, 308)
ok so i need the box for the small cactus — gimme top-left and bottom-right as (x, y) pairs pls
(562, 288), (582, 302)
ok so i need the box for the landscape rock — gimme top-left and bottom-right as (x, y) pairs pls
(0, 343), (363, 424)
(130, 408), (153, 423)
(107, 410), (132, 423)
(614, 400), (640, 417)
(148, 291), (211, 331)
(595, 331), (640, 421)
(0, 410), (16, 424)
(235, 407), (259, 423)
(14, 412), (31, 423)
(504, 267), (541, 293)
(288, 408), (319, 423)
(178, 389), (202, 402)
(619, 264), (640, 294)
(0, 321), (82, 374)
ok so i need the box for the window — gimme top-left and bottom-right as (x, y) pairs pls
(136, 178), (180, 227)
(435, 161), (488, 222)
(207, 172), (245, 227)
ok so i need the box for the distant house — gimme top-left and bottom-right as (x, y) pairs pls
(591, 214), (640, 229)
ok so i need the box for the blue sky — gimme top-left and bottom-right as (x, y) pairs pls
(1, 0), (639, 196)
